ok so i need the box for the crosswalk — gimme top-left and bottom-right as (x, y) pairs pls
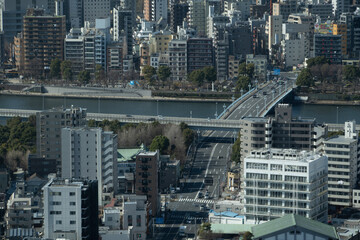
(168, 214), (207, 221)
(178, 198), (215, 204)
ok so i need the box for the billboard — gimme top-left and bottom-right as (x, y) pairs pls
(314, 22), (333, 34)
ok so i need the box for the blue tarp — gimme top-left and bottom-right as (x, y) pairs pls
(210, 210), (243, 218)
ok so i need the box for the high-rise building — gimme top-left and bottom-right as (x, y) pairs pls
(324, 121), (359, 208)
(168, 39), (187, 81)
(21, 8), (66, 76)
(135, 151), (160, 217)
(189, 0), (206, 36)
(43, 179), (99, 240)
(332, 0), (351, 19)
(314, 34), (342, 64)
(113, 7), (134, 55)
(36, 106), (87, 175)
(243, 148), (328, 223)
(83, 0), (110, 25)
(170, 0), (189, 33)
(187, 38), (214, 73)
(64, 28), (84, 76)
(241, 104), (327, 162)
(61, 127), (118, 205)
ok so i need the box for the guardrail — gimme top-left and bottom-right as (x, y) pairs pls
(217, 88), (255, 119)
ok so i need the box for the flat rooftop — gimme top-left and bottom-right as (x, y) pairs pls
(247, 148), (324, 163)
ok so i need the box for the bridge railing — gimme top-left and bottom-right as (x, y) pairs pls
(217, 88), (255, 119)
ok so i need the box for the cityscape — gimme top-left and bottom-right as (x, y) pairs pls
(1, 0), (360, 240)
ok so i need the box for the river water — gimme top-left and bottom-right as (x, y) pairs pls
(0, 94), (359, 124)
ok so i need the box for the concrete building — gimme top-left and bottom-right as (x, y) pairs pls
(227, 168), (240, 192)
(304, 3), (333, 22)
(43, 179), (98, 240)
(27, 155), (57, 178)
(170, 0), (189, 33)
(246, 54), (267, 80)
(113, 7), (134, 55)
(189, 0), (206, 36)
(228, 55), (241, 80)
(67, 0), (83, 28)
(272, 0), (297, 20)
(168, 39), (187, 81)
(135, 151), (160, 217)
(314, 34), (342, 64)
(281, 33), (306, 68)
(103, 195), (147, 240)
(187, 38), (214, 73)
(61, 127), (118, 205)
(240, 104), (327, 162)
(21, 8), (66, 76)
(5, 194), (36, 230)
(36, 106), (87, 175)
(267, 15), (283, 55)
(64, 28), (84, 76)
(340, 13), (360, 58)
(332, 0), (351, 19)
(149, 30), (174, 55)
(333, 23), (347, 56)
(84, 0), (110, 26)
(159, 157), (180, 193)
(243, 149), (328, 223)
(107, 41), (126, 73)
(324, 121), (359, 208)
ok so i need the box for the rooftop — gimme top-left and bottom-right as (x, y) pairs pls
(247, 148), (324, 163)
(325, 135), (357, 144)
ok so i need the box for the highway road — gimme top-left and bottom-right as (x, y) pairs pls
(155, 77), (296, 239)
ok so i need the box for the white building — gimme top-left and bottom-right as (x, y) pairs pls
(243, 148), (328, 224)
(324, 121), (359, 207)
(61, 127), (118, 205)
(281, 33), (306, 68)
(246, 54), (267, 80)
(43, 179), (98, 240)
(168, 39), (187, 81)
(84, 0), (110, 26)
(267, 15), (283, 54)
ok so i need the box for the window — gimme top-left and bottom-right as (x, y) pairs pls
(128, 215), (133, 226)
(70, 220), (76, 224)
(70, 211), (76, 215)
(69, 192), (75, 196)
(70, 202), (76, 206)
(56, 220), (62, 224)
(136, 215), (141, 227)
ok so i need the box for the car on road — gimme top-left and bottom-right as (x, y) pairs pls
(200, 204), (206, 211)
(253, 94), (257, 98)
(204, 191), (210, 199)
(198, 192), (203, 198)
(262, 91), (267, 95)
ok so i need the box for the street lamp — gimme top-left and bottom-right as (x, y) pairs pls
(256, 105), (259, 116)
(190, 111), (192, 118)
(240, 89), (244, 97)
(336, 106), (339, 124)
(215, 102), (218, 119)
(264, 96), (267, 110)
(223, 103), (226, 112)
(272, 89), (275, 101)
(248, 83), (251, 92)
(255, 79), (258, 89)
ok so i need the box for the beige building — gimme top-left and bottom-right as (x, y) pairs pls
(228, 55), (241, 80)
(149, 30), (174, 55)
(227, 168), (241, 191)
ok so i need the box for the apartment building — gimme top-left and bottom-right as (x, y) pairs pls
(135, 151), (160, 217)
(21, 8), (66, 75)
(113, 7), (134, 55)
(187, 38), (214, 73)
(103, 195), (148, 240)
(243, 148), (328, 223)
(189, 0), (206, 36)
(83, 0), (110, 25)
(324, 121), (359, 208)
(36, 106), (87, 175)
(240, 104), (327, 162)
(314, 34), (342, 64)
(64, 28), (84, 76)
(246, 54), (267, 80)
(170, 0), (189, 33)
(43, 179), (98, 240)
(168, 39), (187, 81)
(61, 127), (118, 205)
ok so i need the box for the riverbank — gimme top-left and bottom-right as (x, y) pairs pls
(304, 99), (360, 106)
(0, 89), (230, 103)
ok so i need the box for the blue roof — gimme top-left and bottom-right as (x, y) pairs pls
(210, 210), (241, 218)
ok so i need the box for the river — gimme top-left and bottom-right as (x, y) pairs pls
(0, 94), (359, 124)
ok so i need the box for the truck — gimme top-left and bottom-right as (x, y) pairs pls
(179, 226), (187, 237)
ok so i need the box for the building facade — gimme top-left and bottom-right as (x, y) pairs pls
(43, 179), (98, 240)
(243, 149), (328, 223)
(61, 127), (118, 205)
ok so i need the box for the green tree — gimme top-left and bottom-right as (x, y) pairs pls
(238, 62), (247, 75)
(188, 69), (205, 87)
(243, 231), (253, 240)
(306, 56), (330, 68)
(88, 119), (97, 127)
(61, 60), (73, 81)
(149, 135), (170, 154)
(95, 64), (106, 84)
(343, 65), (359, 82)
(203, 66), (217, 82)
(296, 68), (314, 87)
(231, 132), (241, 163)
(78, 70), (91, 85)
(183, 128), (195, 148)
(143, 65), (156, 85)
(157, 65), (171, 86)
(50, 58), (61, 79)
(236, 76), (251, 91)
(246, 63), (255, 79)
